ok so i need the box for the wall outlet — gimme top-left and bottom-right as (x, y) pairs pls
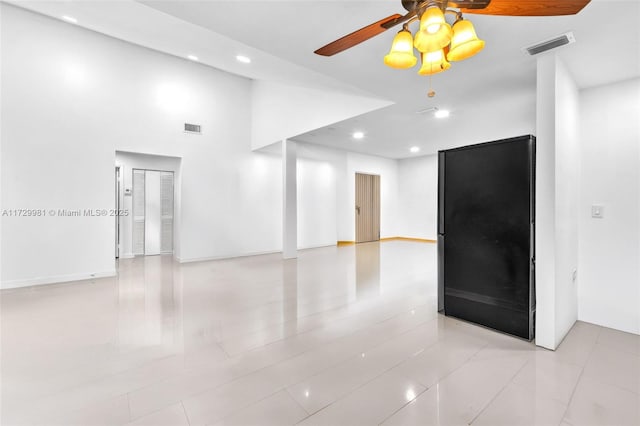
(572, 269), (577, 283)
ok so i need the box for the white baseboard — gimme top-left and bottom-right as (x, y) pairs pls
(176, 249), (281, 264)
(298, 243), (337, 250)
(1, 270), (117, 290)
(118, 253), (135, 259)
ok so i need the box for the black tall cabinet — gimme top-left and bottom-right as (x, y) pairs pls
(438, 135), (536, 340)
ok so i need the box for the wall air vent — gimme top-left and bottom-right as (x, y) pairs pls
(416, 107), (438, 114)
(184, 123), (202, 134)
(522, 32), (575, 56)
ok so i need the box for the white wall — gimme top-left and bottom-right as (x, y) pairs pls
(295, 143), (344, 250)
(250, 80), (392, 150)
(554, 58), (580, 344)
(397, 154), (439, 241)
(578, 78), (640, 335)
(344, 152), (401, 241)
(535, 54), (580, 349)
(0, 5), (283, 287)
(294, 142), (404, 246)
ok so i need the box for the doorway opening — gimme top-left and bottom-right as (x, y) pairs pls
(115, 151), (181, 259)
(355, 172), (380, 243)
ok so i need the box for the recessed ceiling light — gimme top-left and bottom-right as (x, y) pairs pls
(187, 55), (199, 61)
(410, 146), (420, 153)
(352, 131), (365, 140)
(61, 15), (77, 24)
(435, 109), (450, 118)
(236, 55), (251, 64)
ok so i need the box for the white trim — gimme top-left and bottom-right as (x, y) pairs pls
(297, 243), (336, 251)
(118, 253), (135, 259)
(176, 250), (280, 264)
(1, 270), (117, 290)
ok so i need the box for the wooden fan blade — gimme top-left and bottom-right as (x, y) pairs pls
(314, 14), (403, 56)
(381, 9), (419, 29)
(459, 0), (591, 16)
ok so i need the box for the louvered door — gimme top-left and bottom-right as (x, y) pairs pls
(132, 169), (174, 255)
(132, 169), (145, 255)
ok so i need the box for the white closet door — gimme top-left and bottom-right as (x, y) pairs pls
(132, 169), (145, 255)
(144, 170), (161, 255)
(160, 172), (174, 253)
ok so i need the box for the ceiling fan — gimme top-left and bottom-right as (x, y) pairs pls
(315, 0), (592, 57)
(315, 0), (590, 96)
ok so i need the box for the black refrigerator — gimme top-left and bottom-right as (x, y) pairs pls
(438, 135), (535, 340)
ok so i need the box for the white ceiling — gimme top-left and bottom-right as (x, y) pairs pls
(8, 0), (640, 158)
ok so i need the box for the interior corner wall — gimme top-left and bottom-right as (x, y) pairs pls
(397, 154), (438, 241)
(535, 54), (579, 350)
(578, 78), (640, 335)
(1, 5), (282, 288)
(250, 80), (393, 151)
(295, 143), (344, 249)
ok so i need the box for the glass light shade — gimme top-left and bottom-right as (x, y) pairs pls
(447, 19), (485, 61)
(384, 30), (417, 69)
(414, 6), (452, 52)
(417, 49), (451, 75)
(414, 23), (452, 53)
(420, 6), (446, 34)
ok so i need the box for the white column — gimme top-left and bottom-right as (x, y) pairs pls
(282, 139), (297, 259)
(535, 53), (580, 350)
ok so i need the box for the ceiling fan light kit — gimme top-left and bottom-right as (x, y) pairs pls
(447, 18), (485, 61)
(315, 0), (591, 91)
(384, 29), (418, 68)
(384, 3), (484, 75)
(418, 49), (451, 75)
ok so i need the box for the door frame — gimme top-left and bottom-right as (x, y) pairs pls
(355, 172), (381, 243)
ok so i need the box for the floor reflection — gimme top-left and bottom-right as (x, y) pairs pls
(282, 258), (298, 334)
(116, 255), (182, 350)
(356, 242), (381, 299)
(0, 241), (439, 425)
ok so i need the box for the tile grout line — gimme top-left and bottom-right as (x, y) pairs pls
(181, 400), (192, 425)
(467, 353), (530, 425)
(293, 335), (531, 426)
(201, 307), (437, 425)
(377, 386), (430, 426)
(376, 338), (493, 425)
(127, 301), (431, 422)
(126, 393), (132, 424)
(285, 386), (316, 421)
(279, 307), (436, 395)
(594, 340), (640, 358)
(19, 301), (429, 424)
(211, 281), (426, 350)
(18, 352), (184, 422)
(557, 326), (603, 424)
(377, 340), (491, 425)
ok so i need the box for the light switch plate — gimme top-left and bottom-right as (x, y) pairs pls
(591, 205), (604, 218)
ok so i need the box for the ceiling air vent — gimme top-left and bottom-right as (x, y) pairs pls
(184, 123), (202, 134)
(522, 32), (575, 56)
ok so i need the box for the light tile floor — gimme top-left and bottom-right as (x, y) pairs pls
(1, 241), (638, 425)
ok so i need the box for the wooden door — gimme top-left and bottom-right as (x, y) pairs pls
(355, 173), (380, 243)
